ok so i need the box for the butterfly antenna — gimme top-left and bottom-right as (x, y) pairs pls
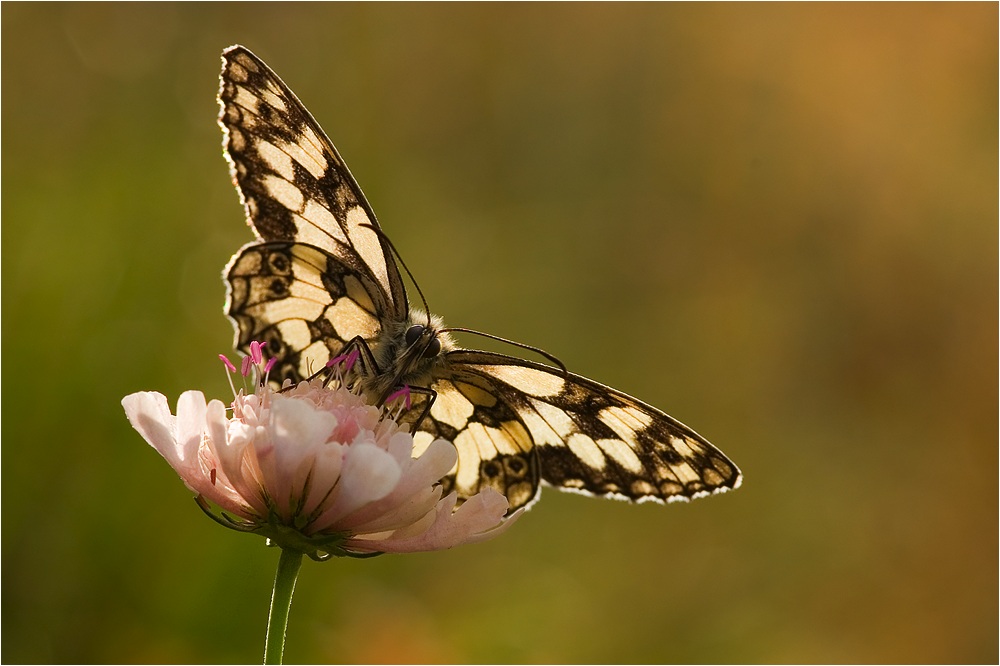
(441, 327), (569, 375)
(360, 223), (433, 326)
(360, 223), (566, 374)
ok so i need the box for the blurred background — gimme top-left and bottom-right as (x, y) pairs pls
(3, 4), (996, 663)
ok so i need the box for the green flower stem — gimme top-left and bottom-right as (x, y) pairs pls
(264, 548), (304, 665)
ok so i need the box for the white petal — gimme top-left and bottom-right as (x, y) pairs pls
(197, 399), (256, 517)
(357, 489), (517, 553)
(347, 486), (442, 534)
(337, 438), (455, 530)
(409, 438), (458, 481)
(386, 430), (414, 463)
(213, 420), (256, 504)
(314, 443), (401, 528)
(267, 395), (338, 515)
(122, 391), (181, 466)
(300, 442), (345, 517)
(270, 395), (338, 451)
(175, 391), (208, 465)
(450, 489), (522, 544)
(204, 399), (230, 463)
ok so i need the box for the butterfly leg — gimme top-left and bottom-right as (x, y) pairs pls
(388, 384), (437, 433)
(318, 338), (438, 429)
(312, 336), (383, 393)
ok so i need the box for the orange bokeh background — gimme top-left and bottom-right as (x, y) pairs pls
(3, 4), (996, 663)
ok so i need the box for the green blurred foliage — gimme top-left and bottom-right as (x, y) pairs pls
(2, 4), (996, 663)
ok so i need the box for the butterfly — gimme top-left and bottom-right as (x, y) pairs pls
(218, 45), (741, 512)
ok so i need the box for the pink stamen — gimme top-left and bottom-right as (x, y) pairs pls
(344, 349), (359, 373)
(264, 357), (277, 374)
(327, 348), (360, 373)
(386, 385), (412, 411)
(240, 355), (252, 377)
(249, 341), (263, 365)
(219, 355), (237, 373)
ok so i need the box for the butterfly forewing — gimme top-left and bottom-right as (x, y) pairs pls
(218, 45), (741, 513)
(219, 45), (407, 377)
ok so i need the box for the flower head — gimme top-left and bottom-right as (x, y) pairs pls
(122, 345), (519, 559)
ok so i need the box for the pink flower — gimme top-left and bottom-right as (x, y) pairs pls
(121, 349), (519, 559)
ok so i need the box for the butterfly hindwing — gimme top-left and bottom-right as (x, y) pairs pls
(413, 369), (544, 510)
(225, 240), (393, 383)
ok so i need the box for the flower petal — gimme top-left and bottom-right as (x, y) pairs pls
(312, 442), (402, 530)
(350, 488), (518, 553)
(346, 485), (443, 535)
(337, 438), (455, 531)
(266, 395), (338, 516)
(122, 391), (180, 466)
(299, 441), (345, 517)
(198, 399), (257, 517)
(175, 390), (208, 465)
(125, 374), (522, 554)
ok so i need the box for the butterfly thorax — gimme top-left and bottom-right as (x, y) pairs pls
(364, 309), (455, 404)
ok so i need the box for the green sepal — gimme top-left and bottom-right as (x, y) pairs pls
(193, 495), (384, 560)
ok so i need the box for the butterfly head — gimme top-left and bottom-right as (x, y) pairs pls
(404, 322), (442, 360)
(372, 309), (456, 395)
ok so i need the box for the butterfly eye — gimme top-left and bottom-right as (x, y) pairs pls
(423, 336), (442, 359)
(405, 325), (424, 346)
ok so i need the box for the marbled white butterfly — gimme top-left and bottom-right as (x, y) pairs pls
(219, 45), (741, 512)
